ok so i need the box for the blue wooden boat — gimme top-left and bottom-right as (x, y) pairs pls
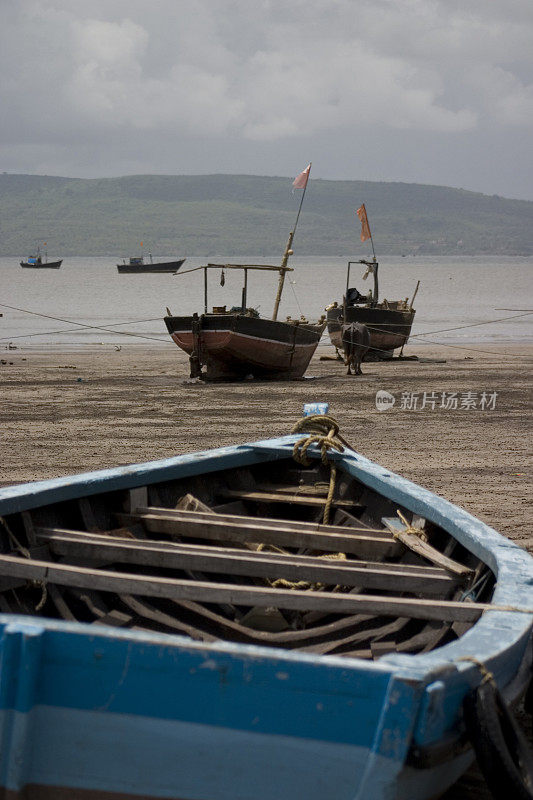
(0, 415), (532, 799)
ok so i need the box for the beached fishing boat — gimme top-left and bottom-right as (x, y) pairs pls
(164, 262), (325, 380)
(326, 205), (417, 359)
(117, 256), (186, 274)
(164, 164), (325, 380)
(0, 412), (532, 800)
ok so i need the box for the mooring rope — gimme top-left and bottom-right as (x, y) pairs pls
(291, 414), (345, 525)
(394, 510), (428, 541)
(458, 656), (496, 686)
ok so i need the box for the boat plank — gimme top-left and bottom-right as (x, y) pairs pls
(382, 517), (473, 577)
(133, 506), (385, 535)
(36, 527), (447, 574)
(0, 553), (488, 622)
(220, 488), (362, 509)
(118, 508), (402, 558)
(35, 527), (457, 595)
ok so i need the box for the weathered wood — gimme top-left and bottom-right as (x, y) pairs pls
(220, 488), (362, 509)
(300, 617), (410, 655)
(0, 553), (488, 622)
(0, 576), (27, 592)
(382, 517), (474, 577)
(118, 507), (401, 558)
(254, 483), (330, 496)
(78, 498), (102, 532)
(127, 487), (148, 514)
(0, 542), (52, 598)
(21, 511), (36, 546)
(175, 494), (214, 513)
(48, 584), (77, 621)
(121, 595), (217, 641)
(371, 640), (398, 658)
(140, 506), (383, 535)
(35, 527), (441, 574)
(35, 527), (457, 595)
(92, 609), (134, 628)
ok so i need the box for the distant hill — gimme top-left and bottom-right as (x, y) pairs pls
(1, 172), (532, 256)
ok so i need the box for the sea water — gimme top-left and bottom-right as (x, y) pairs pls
(1, 255), (532, 350)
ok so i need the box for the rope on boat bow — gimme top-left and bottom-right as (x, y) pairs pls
(458, 656), (496, 686)
(291, 415), (345, 525)
(395, 510), (428, 541)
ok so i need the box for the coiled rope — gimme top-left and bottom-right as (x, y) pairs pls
(291, 415), (346, 525)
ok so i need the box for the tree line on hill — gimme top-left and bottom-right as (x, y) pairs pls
(1, 172), (532, 256)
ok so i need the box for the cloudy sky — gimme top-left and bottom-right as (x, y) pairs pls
(2, 0), (533, 199)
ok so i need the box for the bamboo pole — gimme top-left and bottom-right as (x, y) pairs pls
(272, 163), (311, 321)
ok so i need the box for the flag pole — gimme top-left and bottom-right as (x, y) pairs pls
(359, 204), (379, 305)
(272, 163), (311, 321)
(369, 222), (378, 305)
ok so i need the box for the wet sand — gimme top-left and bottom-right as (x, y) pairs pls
(1, 341), (532, 798)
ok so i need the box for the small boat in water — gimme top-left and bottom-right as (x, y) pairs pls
(326, 205), (417, 359)
(0, 411), (532, 800)
(20, 248), (62, 269)
(117, 255), (186, 274)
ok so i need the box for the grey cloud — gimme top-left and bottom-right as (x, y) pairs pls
(0, 0), (532, 198)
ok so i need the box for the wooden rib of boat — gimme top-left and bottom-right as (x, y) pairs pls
(117, 256), (186, 274)
(0, 418), (532, 799)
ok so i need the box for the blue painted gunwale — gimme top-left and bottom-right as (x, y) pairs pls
(0, 434), (532, 797)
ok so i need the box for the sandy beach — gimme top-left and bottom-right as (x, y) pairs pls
(1, 342), (531, 537)
(1, 340), (532, 798)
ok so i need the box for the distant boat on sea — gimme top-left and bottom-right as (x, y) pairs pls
(20, 246), (62, 269)
(117, 254), (186, 274)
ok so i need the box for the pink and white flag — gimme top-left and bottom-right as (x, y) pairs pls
(292, 163), (311, 189)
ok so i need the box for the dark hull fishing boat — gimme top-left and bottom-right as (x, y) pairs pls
(164, 261), (325, 380)
(327, 206), (417, 359)
(20, 258), (62, 269)
(327, 296), (416, 359)
(164, 165), (324, 381)
(0, 412), (532, 800)
(117, 257), (186, 274)
(165, 310), (324, 380)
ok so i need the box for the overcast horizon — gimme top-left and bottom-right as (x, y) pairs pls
(2, 1), (533, 201)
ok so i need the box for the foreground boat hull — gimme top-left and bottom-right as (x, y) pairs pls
(165, 313), (325, 379)
(0, 437), (532, 800)
(117, 258), (186, 274)
(327, 305), (415, 359)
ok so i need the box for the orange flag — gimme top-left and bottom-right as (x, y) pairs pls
(356, 204), (372, 242)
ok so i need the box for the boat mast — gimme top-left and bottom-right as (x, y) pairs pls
(272, 163), (311, 321)
(356, 204), (379, 305)
(368, 221), (378, 305)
